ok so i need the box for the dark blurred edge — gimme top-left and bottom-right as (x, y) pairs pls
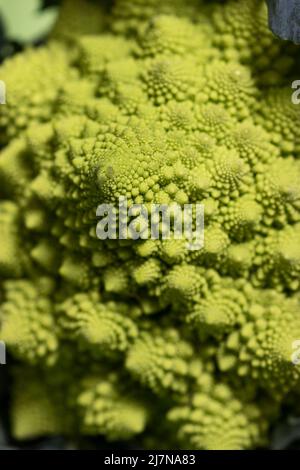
(41, 0), (61, 8)
(267, 0), (300, 43)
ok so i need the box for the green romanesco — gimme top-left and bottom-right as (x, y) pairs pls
(0, 0), (300, 450)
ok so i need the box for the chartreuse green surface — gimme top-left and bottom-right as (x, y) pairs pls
(0, 0), (300, 450)
(0, 0), (58, 43)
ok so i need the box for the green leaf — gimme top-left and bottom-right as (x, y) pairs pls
(0, 0), (58, 44)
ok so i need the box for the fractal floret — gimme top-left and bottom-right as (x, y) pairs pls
(0, 0), (300, 450)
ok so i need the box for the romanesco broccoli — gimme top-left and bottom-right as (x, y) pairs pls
(0, 0), (300, 450)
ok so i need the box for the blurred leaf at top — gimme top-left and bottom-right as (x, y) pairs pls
(0, 0), (59, 44)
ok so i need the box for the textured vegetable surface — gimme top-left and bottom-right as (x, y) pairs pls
(0, 0), (300, 450)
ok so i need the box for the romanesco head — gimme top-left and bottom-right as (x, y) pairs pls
(0, 0), (300, 450)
